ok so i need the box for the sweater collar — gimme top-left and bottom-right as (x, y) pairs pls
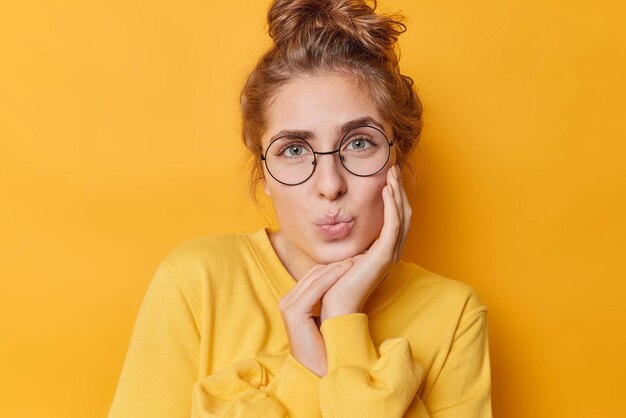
(245, 228), (412, 316)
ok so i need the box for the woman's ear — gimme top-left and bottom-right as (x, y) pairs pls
(256, 161), (271, 197)
(263, 179), (271, 197)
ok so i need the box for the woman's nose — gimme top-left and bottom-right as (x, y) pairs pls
(313, 152), (348, 200)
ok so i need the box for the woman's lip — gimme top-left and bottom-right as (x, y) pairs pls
(314, 213), (354, 225)
(315, 220), (355, 240)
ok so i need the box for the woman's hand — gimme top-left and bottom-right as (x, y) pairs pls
(278, 165), (410, 375)
(278, 259), (353, 377)
(320, 165), (411, 321)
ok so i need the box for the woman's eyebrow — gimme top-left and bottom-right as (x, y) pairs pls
(269, 116), (384, 142)
(339, 116), (384, 136)
(269, 129), (314, 142)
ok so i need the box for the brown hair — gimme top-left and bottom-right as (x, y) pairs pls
(240, 0), (423, 194)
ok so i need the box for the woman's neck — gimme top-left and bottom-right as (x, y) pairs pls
(267, 230), (317, 282)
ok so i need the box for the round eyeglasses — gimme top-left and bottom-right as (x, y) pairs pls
(260, 125), (394, 186)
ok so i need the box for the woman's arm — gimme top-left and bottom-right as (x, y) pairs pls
(108, 262), (326, 418)
(424, 306), (492, 417)
(315, 167), (492, 417)
(320, 165), (410, 320)
(317, 306), (492, 418)
(278, 260), (353, 377)
(318, 313), (427, 418)
(191, 353), (321, 418)
(191, 257), (349, 418)
(304, 166), (425, 417)
(108, 262), (200, 418)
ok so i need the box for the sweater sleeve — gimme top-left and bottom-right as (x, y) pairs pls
(191, 353), (321, 418)
(318, 307), (492, 418)
(318, 313), (427, 418)
(108, 262), (322, 418)
(425, 307), (492, 417)
(108, 262), (200, 418)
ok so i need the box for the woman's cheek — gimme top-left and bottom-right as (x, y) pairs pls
(270, 191), (301, 232)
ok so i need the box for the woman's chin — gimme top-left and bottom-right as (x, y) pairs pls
(310, 238), (372, 264)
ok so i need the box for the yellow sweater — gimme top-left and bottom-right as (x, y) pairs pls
(108, 229), (492, 417)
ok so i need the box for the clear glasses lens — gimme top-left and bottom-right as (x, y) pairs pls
(265, 138), (316, 185)
(264, 126), (390, 186)
(340, 126), (390, 177)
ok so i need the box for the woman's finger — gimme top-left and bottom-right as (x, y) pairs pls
(281, 261), (345, 306)
(395, 170), (412, 261)
(287, 260), (352, 316)
(390, 166), (406, 261)
(375, 181), (401, 257)
(279, 264), (327, 307)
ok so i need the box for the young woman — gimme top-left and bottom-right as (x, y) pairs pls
(108, 1), (492, 417)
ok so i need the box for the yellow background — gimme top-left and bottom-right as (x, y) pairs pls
(1, 1), (625, 416)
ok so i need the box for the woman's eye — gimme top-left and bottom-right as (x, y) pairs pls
(279, 143), (309, 157)
(345, 137), (373, 151)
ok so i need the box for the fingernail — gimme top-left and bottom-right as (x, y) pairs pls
(393, 165), (399, 179)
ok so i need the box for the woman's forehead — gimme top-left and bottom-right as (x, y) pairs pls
(263, 74), (391, 145)
(267, 116), (387, 142)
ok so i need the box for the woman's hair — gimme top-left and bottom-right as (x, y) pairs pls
(240, 0), (423, 194)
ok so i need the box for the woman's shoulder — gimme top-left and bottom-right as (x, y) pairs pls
(392, 260), (487, 318)
(156, 229), (262, 277)
(149, 230), (266, 306)
(162, 232), (253, 265)
(164, 229), (267, 263)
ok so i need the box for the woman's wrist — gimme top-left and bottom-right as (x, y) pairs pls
(320, 305), (361, 322)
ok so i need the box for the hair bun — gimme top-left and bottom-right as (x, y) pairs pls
(267, 0), (405, 61)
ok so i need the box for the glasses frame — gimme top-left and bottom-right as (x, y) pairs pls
(260, 124), (395, 186)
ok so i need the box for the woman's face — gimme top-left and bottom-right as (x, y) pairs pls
(261, 72), (396, 276)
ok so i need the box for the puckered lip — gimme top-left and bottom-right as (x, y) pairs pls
(314, 213), (355, 226)
(314, 213), (355, 240)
